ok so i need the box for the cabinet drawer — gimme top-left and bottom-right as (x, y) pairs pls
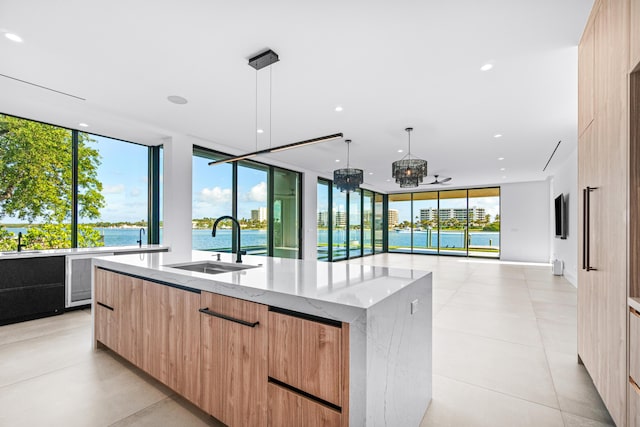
(630, 381), (640, 427)
(268, 311), (342, 406)
(631, 309), (640, 383)
(268, 382), (341, 427)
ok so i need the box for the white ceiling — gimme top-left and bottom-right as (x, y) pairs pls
(0, 0), (593, 193)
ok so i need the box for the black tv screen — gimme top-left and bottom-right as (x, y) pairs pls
(554, 194), (567, 239)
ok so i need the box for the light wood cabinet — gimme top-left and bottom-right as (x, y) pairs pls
(94, 268), (142, 365)
(268, 310), (348, 426)
(200, 291), (268, 427)
(630, 381), (640, 426)
(268, 311), (343, 406)
(268, 382), (341, 427)
(142, 281), (201, 405)
(94, 268), (118, 351)
(578, 0), (632, 426)
(630, 309), (640, 383)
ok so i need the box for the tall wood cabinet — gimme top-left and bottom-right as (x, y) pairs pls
(578, 0), (636, 425)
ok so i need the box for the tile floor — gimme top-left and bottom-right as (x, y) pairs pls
(0, 254), (613, 426)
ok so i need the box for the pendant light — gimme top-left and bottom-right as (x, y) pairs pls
(208, 49), (343, 166)
(392, 127), (428, 187)
(333, 139), (363, 192)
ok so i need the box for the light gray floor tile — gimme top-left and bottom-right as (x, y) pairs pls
(109, 395), (222, 427)
(433, 327), (559, 408)
(561, 412), (615, 426)
(420, 375), (564, 427)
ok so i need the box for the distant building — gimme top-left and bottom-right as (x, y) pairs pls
(419, 207), (486, 223)
(251, 207), (268, 222)
(388, 209), (399, 227)
(334, 211), (346, 228)
(317, 211), (329, 227)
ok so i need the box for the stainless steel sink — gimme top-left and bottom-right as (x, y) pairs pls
(166, 261), (260, 275)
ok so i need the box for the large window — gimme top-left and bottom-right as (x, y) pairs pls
(388, 193), (412, 252)
(273, 167), (300, 258)
(0, 114), (158, 251)
(317, 178), (384, 261)
(386, 188), (500, 258)
(237, 162), (269, 255)
(78, 134), (149, 248)
(192, 147), (301, 259)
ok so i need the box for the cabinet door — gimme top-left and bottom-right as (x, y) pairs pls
(268, 382), (341, 427)
(142, 281), (201, 405)
(200, 292), (268, 427)
(269, 311), (342, 406)
(94, 268), (118, 350)
(116, 273), (143, 365)
(578, 11), (595, 136)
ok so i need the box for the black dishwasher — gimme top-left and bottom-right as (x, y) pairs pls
(0, 256), (65, 325)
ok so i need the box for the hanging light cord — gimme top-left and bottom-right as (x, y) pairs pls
(255, 69), (258, 152)
(269, 65), (273, 149)
(347, 140), (351, 167)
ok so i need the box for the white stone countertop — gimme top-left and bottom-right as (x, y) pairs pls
(0, 244), (168, 260)
(92, 250), (432, 322)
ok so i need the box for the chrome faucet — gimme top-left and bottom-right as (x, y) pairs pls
(212, 215), (246, 263)
(137, 228), (146, 248)
(17, 232), (25, 252)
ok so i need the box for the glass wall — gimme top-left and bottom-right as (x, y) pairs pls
(374, 193), (384, 253)
(386, 188), (500, 258)
(468, 188), (500, 258)
(349, 189), (362, 258)
(0, 114), (158, 251)
(439, 190), (468, 256)
(317, 178), (385, 261)
(78, 134), (149, 248)
(363, 190), (374, 255)
(192, 149), (234, 251)
(192, 146), (301, 258)
(413, 191), (438, 255)
(273, 167), (300, 259)
(388, 193), (412, 252)
(332, 184), (348, 260)
(237, 162), (269, 255)
(317, 180), (330, 260)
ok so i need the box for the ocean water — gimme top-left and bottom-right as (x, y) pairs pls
(4, 227), (265, 251)
(5, 227), (499, 252)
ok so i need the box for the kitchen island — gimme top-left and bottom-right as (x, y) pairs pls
(92, 250), (432, 426)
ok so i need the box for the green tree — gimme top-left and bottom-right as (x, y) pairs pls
(0, 115), (105, 248)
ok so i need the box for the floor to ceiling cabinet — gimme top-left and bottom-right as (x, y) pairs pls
(578, 0), (634, 426)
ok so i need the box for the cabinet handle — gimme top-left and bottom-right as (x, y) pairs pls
(199, 307), (259, 328)
(583, 186), (598, 271)
(97, 301), (114, 311)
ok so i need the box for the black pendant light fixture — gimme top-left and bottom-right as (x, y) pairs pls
(334, 139), (363, 192)
(392, 127), (428, 188)
(209, 49), (343, 166)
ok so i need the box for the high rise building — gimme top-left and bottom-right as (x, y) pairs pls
(388, 209), (399, 227)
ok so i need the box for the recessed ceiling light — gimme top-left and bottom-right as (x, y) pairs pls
(480, 63), (493, 71)
(397, 149), (403, 153)
(386, 179), (391, 182)
(494, 134), (502, 138)
(167, 95), (188, 105)
(78, 123), (89, 128)
(257, 129), (264, 134)
(335, 159), (340, 163)
(498, 157), (504, 161)
(369, 172), (373, 175)
(335, 106), (343, 112)
(5, 33), (23, 43)
(501, 175), (507, 179)
(500, 167), (505, 171)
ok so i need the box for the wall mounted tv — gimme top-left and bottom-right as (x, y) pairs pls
(554, 193), (567, 239)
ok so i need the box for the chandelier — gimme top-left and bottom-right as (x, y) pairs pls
(333, 139), (363, 192)
(392, 127), (428, 187)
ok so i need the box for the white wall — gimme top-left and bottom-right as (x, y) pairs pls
(302, 171), (319, 260)
(549, 148), (578, 286)
(500, 181), (551, 263)
(162, 136), (193, 255)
